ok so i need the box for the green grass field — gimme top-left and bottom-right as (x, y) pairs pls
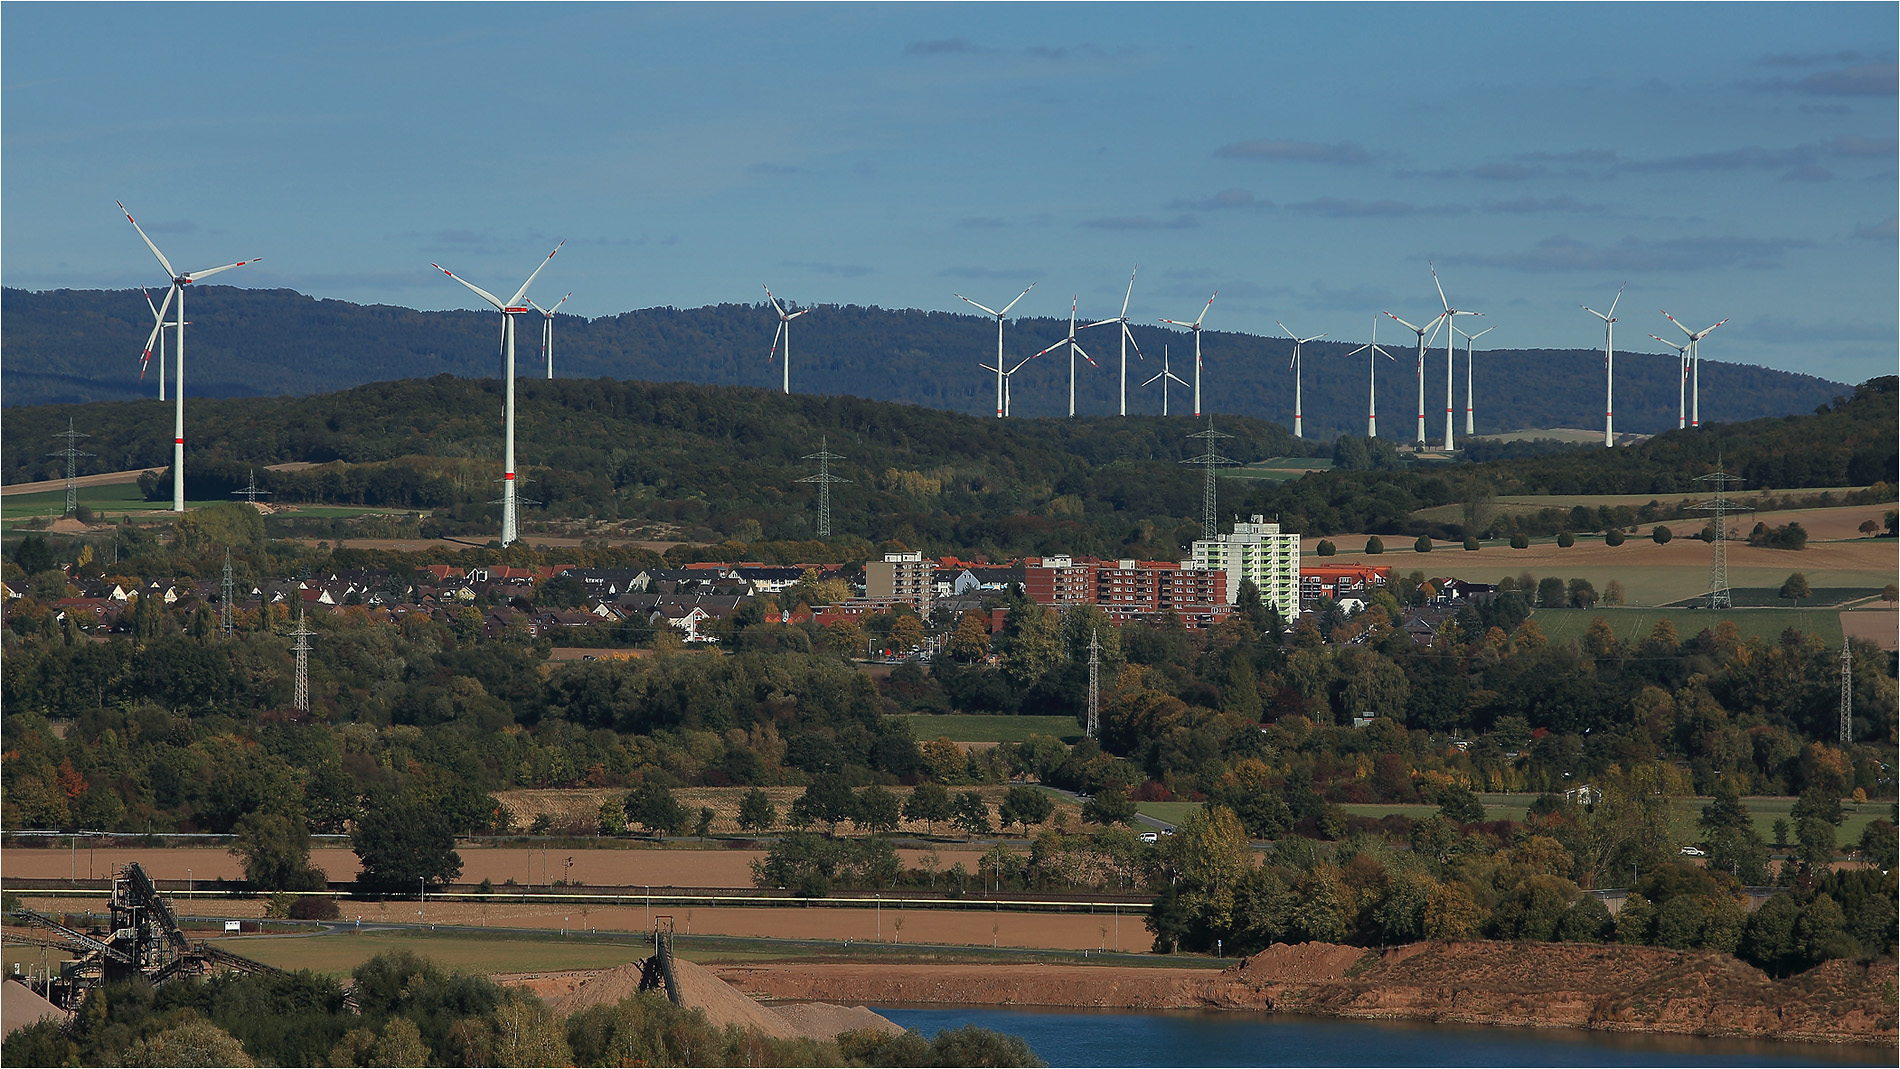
(1532, 606), (1844, 646)
(210, 929), (651, 977)
(904, 714), (1083, 744)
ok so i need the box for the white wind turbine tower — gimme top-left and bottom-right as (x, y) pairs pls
(1427, 264), (1482, 451)
(118, 202), (261, 513)
(1083, 267), (1145, 416)
(1032, 296), (1104, 418)
(1454, 325), (1495, 435)
(1582, 284), (1627, 448)
(957, 284), (1035, 418)
(1648, 332), (1693, 429)
(433, 241), (564, 548)
(763, 285), (813, 394)
(138, 288), (185, 400)
(1662, 311), (1728, 428)
(1141, 343), (1190, 416)
(1384, 311), (1442, 445)
(529, 292), (571, 379)
(1346, 318), (1396, 438)
(1276, 321), (1326, 439)
(1159, 292), (1217, 417)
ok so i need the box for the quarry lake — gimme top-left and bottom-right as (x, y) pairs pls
(876, 1005), (1891, 1067)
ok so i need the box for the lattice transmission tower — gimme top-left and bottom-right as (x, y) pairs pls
(1691, 463), (1745, 610)
(1841, 642), (1853, 745)
(1181, 418), (1237, 540)
(1086, 629), (1101, 739)
(220, 550), (236, 639)
(289, 607), (316, 714)
(231, 468), (271, 505)
(798, 438), (849, 538)
(47, 419), (93, 517)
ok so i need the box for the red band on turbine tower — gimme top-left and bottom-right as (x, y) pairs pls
(175, 438), (184, 444)
(504, 472), (515, 480)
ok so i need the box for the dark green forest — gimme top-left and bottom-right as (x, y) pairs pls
(1, 285), (1846, 435)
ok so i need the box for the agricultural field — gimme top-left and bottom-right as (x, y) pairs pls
(1228, 457), (1334, 483)
(905, 714), (1084, 745)
(1408, 490), (1873, 526)
(208, 929), (651, 978)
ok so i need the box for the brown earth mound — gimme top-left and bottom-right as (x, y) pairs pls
(769, 1002), (905, 1039)
(1232, 941), (1370, 983)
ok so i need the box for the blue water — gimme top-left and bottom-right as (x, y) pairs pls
(876, 1005), (1891, 1067)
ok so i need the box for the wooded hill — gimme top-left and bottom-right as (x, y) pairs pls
(1, 286), (1847, 436)
(4, 371), (1891, 554)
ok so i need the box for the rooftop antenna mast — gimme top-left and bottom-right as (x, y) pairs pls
(1182, 417), (1237, 540)
(798, 437), (849, 538)
(220, 550), (235, 639)
(1692, 460), (1744, 609)
(47, 419), (93, 517)
(1086, 629), (1101, 739)
(231, 469), (271, 506)
(288, 606), (316, 714)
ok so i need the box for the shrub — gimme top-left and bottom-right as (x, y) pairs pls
(1316, 540), (1336, 557)
(1557, 531), (1576, 548)
(1462, 536), (1480, 551)
(1652, 525), (1672, 545)
(1510, 533), (1530, 550)
(1605, 529), (1625, 546)
(1413, 535), (1432, 553)
(1365, 536), (1384, 555)
(290, 895), (341, 920)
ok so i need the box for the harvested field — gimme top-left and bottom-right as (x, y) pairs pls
(1841, 608), (1898, 651)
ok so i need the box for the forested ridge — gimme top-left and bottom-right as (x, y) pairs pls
(2, 285), (1845, 434)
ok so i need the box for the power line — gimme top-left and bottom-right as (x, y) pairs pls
(220, 550), (236, 640)
(231, 468), (271, 505)
(46, 419), (93, 517)
(1181, 417), (1237, 540)
(1086, 629), (1101, 740)
(288, 606), (316, 714)
(1691, 461), (1744, 610)
(797, 437), (849, 538)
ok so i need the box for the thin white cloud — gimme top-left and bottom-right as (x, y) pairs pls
(1286, 198), (1465, 219)
(1214, 139), (1373, 165)
(1079, 214), (1198, 231)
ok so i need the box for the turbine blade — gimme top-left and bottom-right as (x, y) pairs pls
(549, 292), (571, 313)
(1141, 369), (1165, 387)
(957, 295), (1002, 317)
(1700, 318), (1729, 338)
(1347, 342), (1371, 358)
(787, 309), (811, 320)
(1122, 322), (1145, 360)
(1431, 262), (1449, 311)
(1073, 341), (1098, 367)
(1121, 267), (1136, 317)
(1031, 338), (1067, 359)
(999, 283), (1036, 315)
(1607, 282), (1626, 317)
(117, 201), (177, 278)
(763, 284), (787, 317)
(1168, 371), (1189, 386)
(1661, 310), (1695, 338)
(1385, 312), (1422, 334)
(432, 264), (507, 309)
(142, 287), (160, 318)
(184, 258), (260, 283)
(506, 240), (565, 308)
(769, 321), (784, 362)
(1193, 292), (1216, 326)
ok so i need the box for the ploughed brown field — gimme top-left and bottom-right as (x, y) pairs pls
(0, 844), (999, 889)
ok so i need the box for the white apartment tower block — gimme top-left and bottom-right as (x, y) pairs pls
(1189, 515), (1300, 619)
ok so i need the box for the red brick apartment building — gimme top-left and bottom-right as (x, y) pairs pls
(1299, 563), (1391, 606)
(1022, 556), (1229, 627)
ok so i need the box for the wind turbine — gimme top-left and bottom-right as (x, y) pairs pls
(763, 285), (813, 394)
(529, 292), (571, 380)
(1083, 267), (1145, 416)
(979, 353), (1038, 417)
(118, 201), (261, 513)
(1662, 311), (1728, 428)
(1346, 318), (1396, 438)
(432, 241), (564, 547)
(1454, 325), (1495, 435)
(957, 284), (1035, 418)
(1140, 343), (1190, 416)
(1159, 292), (1216, 417)
(138, 287), (185, 401)
(1384, 311), (1442, 445)
(1582, 284), (1627, 448)
(1647, 332), (1693, 429)
(1428, 264), (1482, 451)
(1032, 296), (1104, 418)
(1276, 321), (1326, 439)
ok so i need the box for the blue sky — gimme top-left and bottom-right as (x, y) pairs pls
(4, 3), (1894, 385)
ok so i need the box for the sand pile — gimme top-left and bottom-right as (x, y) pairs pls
(550, 957), (801, 1040)
(1231, 941), (1370, 983)
(769, 1002), (905, 1039)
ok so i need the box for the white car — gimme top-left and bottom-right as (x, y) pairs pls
(1138, 831), (1159, 844)
(1679, 845), (1707, 857)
